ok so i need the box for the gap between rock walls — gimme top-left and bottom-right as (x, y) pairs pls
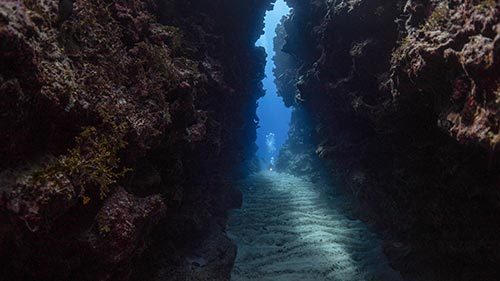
(0, 1), (500, 281)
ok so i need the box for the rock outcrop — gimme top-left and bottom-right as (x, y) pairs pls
(276, 0), (500, 280)
(0, 0), (271, 280)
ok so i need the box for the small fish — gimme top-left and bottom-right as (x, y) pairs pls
(58, 0), (74, 23)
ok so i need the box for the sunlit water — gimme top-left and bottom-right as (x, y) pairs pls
(229, 3), (402, 280)
(255, 0), (292, 169)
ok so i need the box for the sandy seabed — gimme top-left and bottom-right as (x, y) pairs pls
(227, 171), (402, 281)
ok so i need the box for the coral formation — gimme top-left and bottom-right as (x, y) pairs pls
(3, 0), (499, 279)
(276, 0), (500, 280)
(0, 0), (271, 280)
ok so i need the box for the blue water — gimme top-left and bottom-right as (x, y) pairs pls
(255, 0), (291, 170)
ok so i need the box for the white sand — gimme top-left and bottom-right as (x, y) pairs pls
(227, 171), (402, 281)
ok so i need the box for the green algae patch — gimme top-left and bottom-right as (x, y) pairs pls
(33, 121), (131, 202)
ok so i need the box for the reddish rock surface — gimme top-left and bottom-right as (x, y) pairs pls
(0, 0), (271, 280)
(392, 0), (500, 151)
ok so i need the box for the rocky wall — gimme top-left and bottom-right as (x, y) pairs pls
(276, 0), (500, 280)
(0, 0), (272, 280)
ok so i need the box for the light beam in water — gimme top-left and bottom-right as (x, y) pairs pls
(255, 0), (292, 171)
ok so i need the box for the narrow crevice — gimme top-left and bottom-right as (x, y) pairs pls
(1, 1), (500, 281)
(255, 0), (292, 172)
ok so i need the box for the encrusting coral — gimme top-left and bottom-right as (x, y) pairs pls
(0, 0), (271, 280)
(275, 0), (500, 280)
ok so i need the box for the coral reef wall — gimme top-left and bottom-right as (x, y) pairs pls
(276, 0), (500, 280)
(0, 0), (271, 280)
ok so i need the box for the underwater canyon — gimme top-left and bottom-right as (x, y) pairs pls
(0, 0), (500, 281)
